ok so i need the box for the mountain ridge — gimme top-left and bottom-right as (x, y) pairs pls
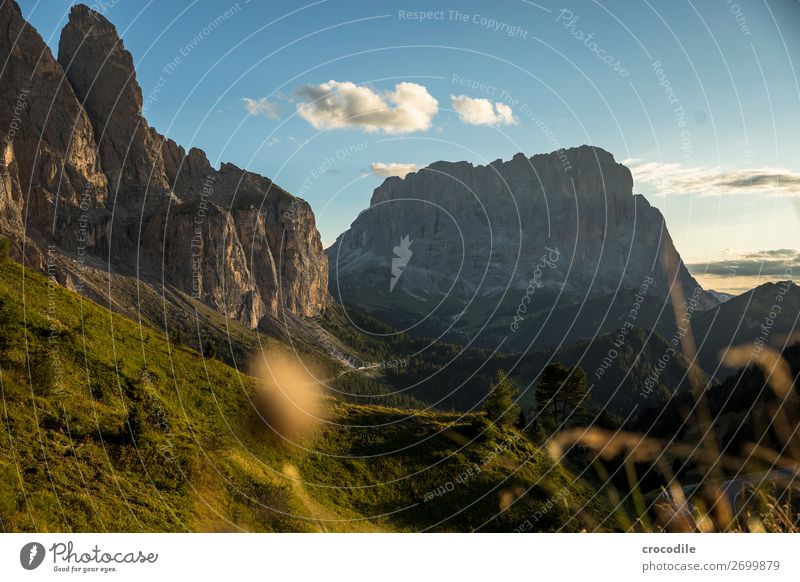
(0, 0), (328, 334)
(329, 145), (717, 349)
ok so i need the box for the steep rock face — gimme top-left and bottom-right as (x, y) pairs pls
(328, 146), (714, 347)
(56, 4), (327, 323)
(263, 195), (328, 317)
(160, 134), (214, 198)
(142, 200), (266, 327)
(58, 5), (171, 211)
(0, 141), (24, 235)
(231, 206), (280, 317)
(0, 0), (109, 254)
(0, 2), (328, 329)
(158, 140), (328, 319)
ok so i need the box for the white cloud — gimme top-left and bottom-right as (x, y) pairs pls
(494, 102), (516, 125)
(624, 159), (800, 197)
(370, 162), (420, 178)
(243, 97), (280, 119)
(450, 95), (517, 126)
(295, 80), (438, 134)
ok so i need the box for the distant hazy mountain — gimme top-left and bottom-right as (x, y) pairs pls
(708, 289), (736, 303)
(691, 281), (800, 378)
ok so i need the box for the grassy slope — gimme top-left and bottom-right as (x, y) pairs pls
(0, 256), (608, 532)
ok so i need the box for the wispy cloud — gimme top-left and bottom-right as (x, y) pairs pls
(450, 95), (517, 126)
(689, 249), (797, 295)
(295, 80), (438, 134)
(687, 249), (799, 278)
(243, 97), (280, 119)
(370, 162), (420, 178)
(624, 159), (800, 197)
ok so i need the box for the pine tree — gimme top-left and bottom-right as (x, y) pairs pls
(483, 370), (520, 428)
(534, 363), (589, 434)
(561, 366), (589, 423)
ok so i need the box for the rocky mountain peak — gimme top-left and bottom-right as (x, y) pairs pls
(0, 0), (109, 263)
(58, 3), (171, 208)
(329, 146), (714, 348)
(1, 2), (328, 329)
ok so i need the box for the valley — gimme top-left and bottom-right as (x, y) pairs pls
(0, 0), (797, 535)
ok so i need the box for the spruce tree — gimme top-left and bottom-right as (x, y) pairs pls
(535, 363), (590, 434)
(483, 370), (520, 428)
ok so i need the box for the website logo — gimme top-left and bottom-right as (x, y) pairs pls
(390, 235), (413, 292)
(20, 542), (46, 570)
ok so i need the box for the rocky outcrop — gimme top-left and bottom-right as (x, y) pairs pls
(328, 146), (716, 347)
(160, 135), (214, 198)
(153, 130), (327, 318)
(257, 195), (328, 318)
(0, 0), (109, 257)
(58, 4), (171, 210)
(0, 1), (327, 329)
(142, 200), (267, 327)
(0, 140), (25, 236)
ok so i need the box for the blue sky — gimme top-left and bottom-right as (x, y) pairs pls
(19, 0), (800, 293)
